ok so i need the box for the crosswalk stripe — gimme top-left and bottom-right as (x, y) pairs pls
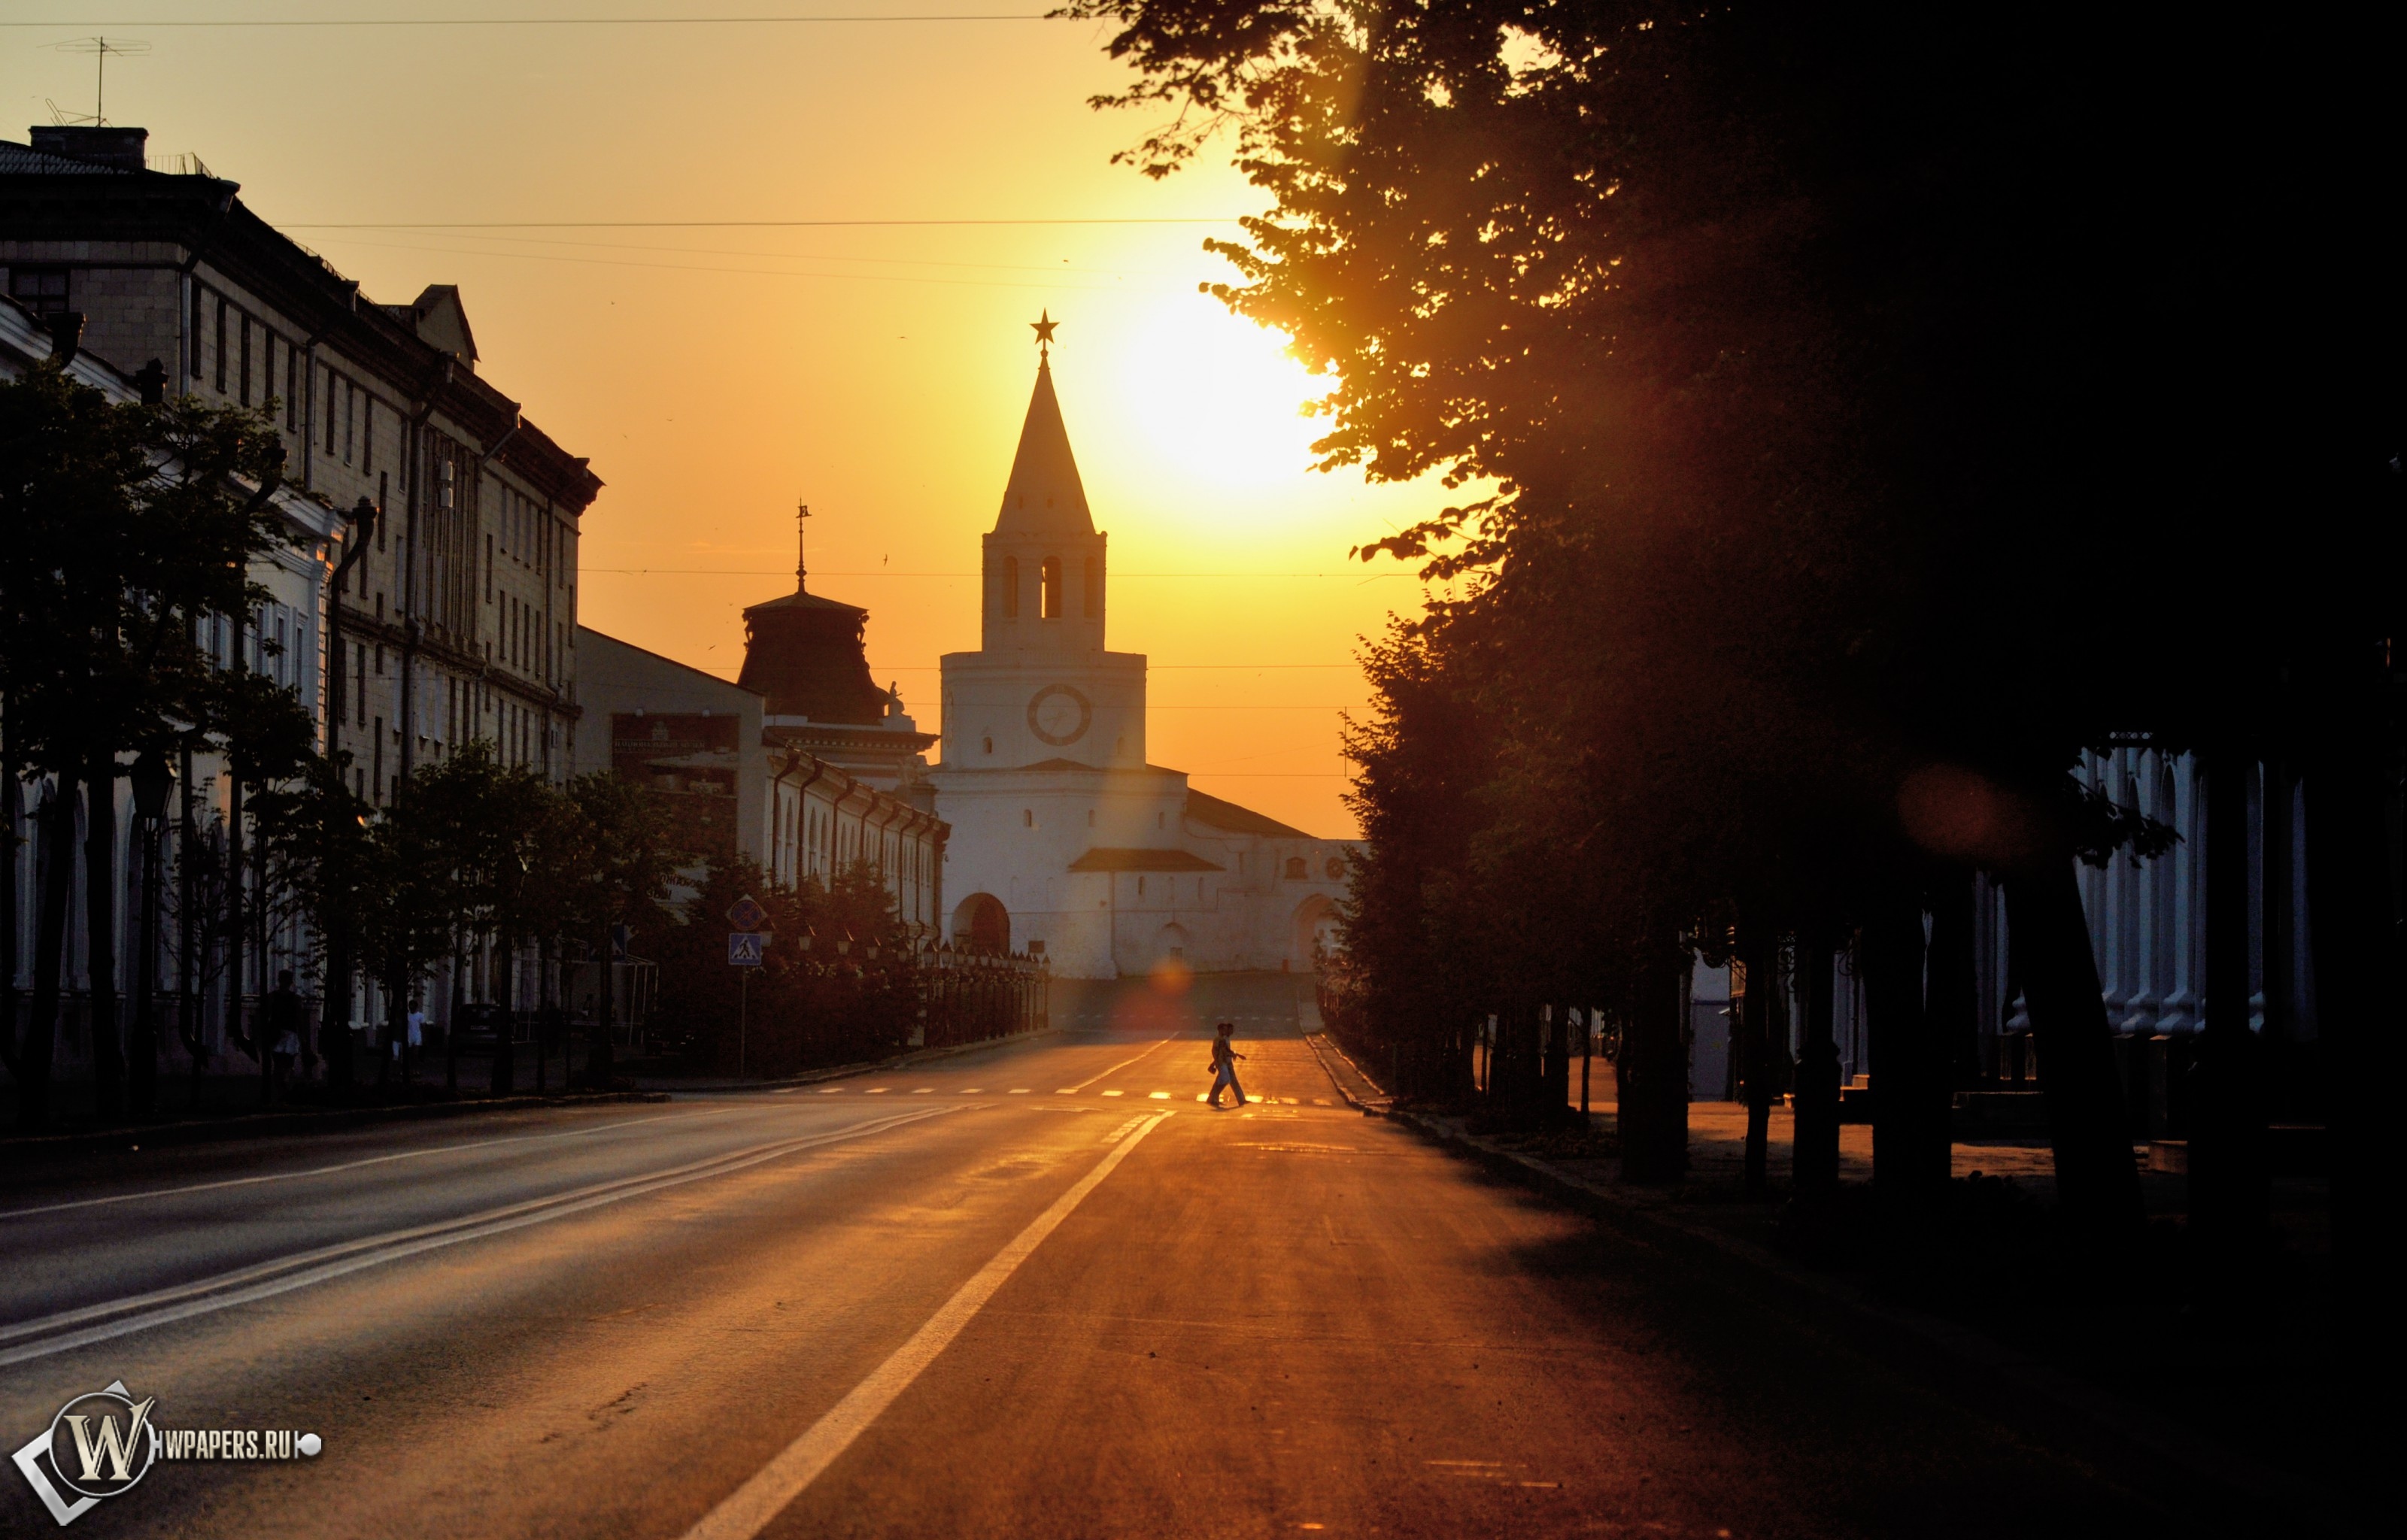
(1100, 1090), (1123, 1097)
(816, 1088), (842, 1094)
(1148, 1091), (1170, 1100)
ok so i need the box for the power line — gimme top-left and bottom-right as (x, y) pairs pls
(3, 14), (1055, 28)
(584, 569), (1406, 578)
(282, 218), (1242, 231)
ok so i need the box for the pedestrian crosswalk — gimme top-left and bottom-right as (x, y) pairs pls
(786, 1084), (1319, 1105)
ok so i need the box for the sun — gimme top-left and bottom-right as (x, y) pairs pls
(1104, 294), (1325, 493)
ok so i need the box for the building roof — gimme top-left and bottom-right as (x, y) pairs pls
(1067, 847), (1226, 873)
(1183, 787), (1313, 839)
(2, 128), (603, 514)
(993, 359), (1094, 536)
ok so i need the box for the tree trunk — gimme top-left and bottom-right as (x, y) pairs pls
(1738, 925), (1776, 1196)
(20, 772), (77, 1130)
(128, 810), (162, 1120)
(446, 936), (465, 1094)
(2, 749), (19, 1081)
(1619, 944), (1689, 1183)
(177, 741), (205, 1114)
(490, 935), (516, 1095)
(2302, 743), (2396, 1313)
(2192, 748), (2268, 1250)
(225, 767), (251, 1091)
(588, 920), (616, 1090)
(1928, 872), (1981, 1089)
(1863, 885), (1949, 1207)
(2005, 861), (2144, 1241)
(85, 750), (123, 1122)
(1793, 943), (1841, 1196)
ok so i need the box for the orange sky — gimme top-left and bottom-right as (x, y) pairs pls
(5, 5), (1473, 838)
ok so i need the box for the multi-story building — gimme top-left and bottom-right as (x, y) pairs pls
(932, 341), (1357, 977)
(575, 610), (947, 935)
(2, 126), (600, 808)
(4, 123), (599, 1066)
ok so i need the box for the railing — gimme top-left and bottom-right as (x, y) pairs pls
(918, 943), (1049, 1050)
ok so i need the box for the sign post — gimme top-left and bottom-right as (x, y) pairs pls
(727, 926), (765, 1078)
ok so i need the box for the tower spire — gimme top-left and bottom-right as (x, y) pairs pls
(796, 500), (810, 584)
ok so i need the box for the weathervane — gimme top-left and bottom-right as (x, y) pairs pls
(1030, 310), (1059, 365)
(795, 501), (811, 584)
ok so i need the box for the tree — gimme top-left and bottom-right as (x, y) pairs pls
(0, 358), (292, 1128)
(1064, 2), (2395, 1243)
(561, 771), (676, 1087)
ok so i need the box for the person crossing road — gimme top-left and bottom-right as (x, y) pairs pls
(1207, 1022), (1249, 1108)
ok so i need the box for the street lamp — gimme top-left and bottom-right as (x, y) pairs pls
(127, 750), (175, 1119)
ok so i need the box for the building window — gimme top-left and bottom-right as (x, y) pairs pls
(214, 297), (229, 393)
(324, 368), (338, 453)
(363, 396), (375, 473)
(1084, 556), (1100, 618)
(190, 283), (205, 377)
(286, 347), (300, 429)
(343, 380), (356, 464)
(1285, 857), (1308, 880)
(1041, 556), (1064, 619)
(1003, 556), (1020, 619)
(9, 265), (71, 316)
(1022, 808), (1034, 828)
(238, 315), (253, 405)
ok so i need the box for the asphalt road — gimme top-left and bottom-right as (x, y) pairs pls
(2, 994), (2188, 1538)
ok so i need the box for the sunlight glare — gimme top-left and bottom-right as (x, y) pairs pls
(1103, 295), (1324, 500)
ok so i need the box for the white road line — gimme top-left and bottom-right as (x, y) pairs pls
(1009, 1089), (1030, 1095)
(959, 1088), (982, 1094)
(817, 1088), (843, 1094)
(678, 1111), (1173, 1540)
(1063, 1037), (1176, 1093)
(0, 1110), (949, 1367)
(1148, 1091), (1170, 1100)
(1055, 1089), (1077, 1095)
(864, 1088), (890, 1095)
(1100, 1090), (1124, 1098)
(0, 1112), (687, 1223)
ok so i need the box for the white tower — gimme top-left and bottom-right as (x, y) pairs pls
(941, 321), (1146, 770)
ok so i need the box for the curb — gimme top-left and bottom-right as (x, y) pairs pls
(1382, 1106), (2361, 1538)
(0, 1090), (672, 1161)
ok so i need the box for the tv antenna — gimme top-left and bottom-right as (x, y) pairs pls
(47, 37), (151, 128)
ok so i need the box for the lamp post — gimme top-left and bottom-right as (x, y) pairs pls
(127, 750), (175, 1119)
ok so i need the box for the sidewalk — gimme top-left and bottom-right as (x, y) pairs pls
(1305, 1034), (2366, 1538)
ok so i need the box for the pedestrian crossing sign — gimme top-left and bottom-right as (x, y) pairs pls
(728, 932), (765, 967)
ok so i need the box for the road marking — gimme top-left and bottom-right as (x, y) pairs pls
(1195, 1093), (1209, 1102)
(1100, 1090), (1123, 1098)
(912, 1089), (933, 1095)
(1148, 1091), (1170, 1100)
(864, 1088), (890, 1095)
(1055, 1089), (1078, 1095)
(1009, 1089), (1030, 1095)
(0, 1110), (951, 1367)
(0, 1112), (687, 1223)
(678, 1111), (1173, 1540)
(960, 1088), (982, 1094)
(1062, 1037), (1176, 1093)
(816, 1088), (843, 1094)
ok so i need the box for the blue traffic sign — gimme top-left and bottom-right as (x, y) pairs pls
(727, 932), (765, 968)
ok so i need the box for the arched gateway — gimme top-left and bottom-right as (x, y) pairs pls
(954, 893), (1010, 953)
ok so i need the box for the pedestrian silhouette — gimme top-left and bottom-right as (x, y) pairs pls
(1207, 1022), (1249, 1109)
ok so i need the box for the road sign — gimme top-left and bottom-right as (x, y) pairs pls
(726, 895), (767, 933)
(727, 932), (765, 968)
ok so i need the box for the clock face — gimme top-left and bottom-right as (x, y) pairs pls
(1027, 684), (1093, 747)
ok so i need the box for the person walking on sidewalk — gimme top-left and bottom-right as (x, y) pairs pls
(1207, 1022), (1249, 1109)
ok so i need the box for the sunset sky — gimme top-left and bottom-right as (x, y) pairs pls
(3, 4), (1469, 838)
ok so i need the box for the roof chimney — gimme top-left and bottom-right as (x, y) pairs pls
(29, 125), (148, 171)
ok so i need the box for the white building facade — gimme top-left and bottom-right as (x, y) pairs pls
(932, 347), (1354, 978)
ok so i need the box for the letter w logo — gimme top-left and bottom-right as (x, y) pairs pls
(63, 1399), (153, 1484)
